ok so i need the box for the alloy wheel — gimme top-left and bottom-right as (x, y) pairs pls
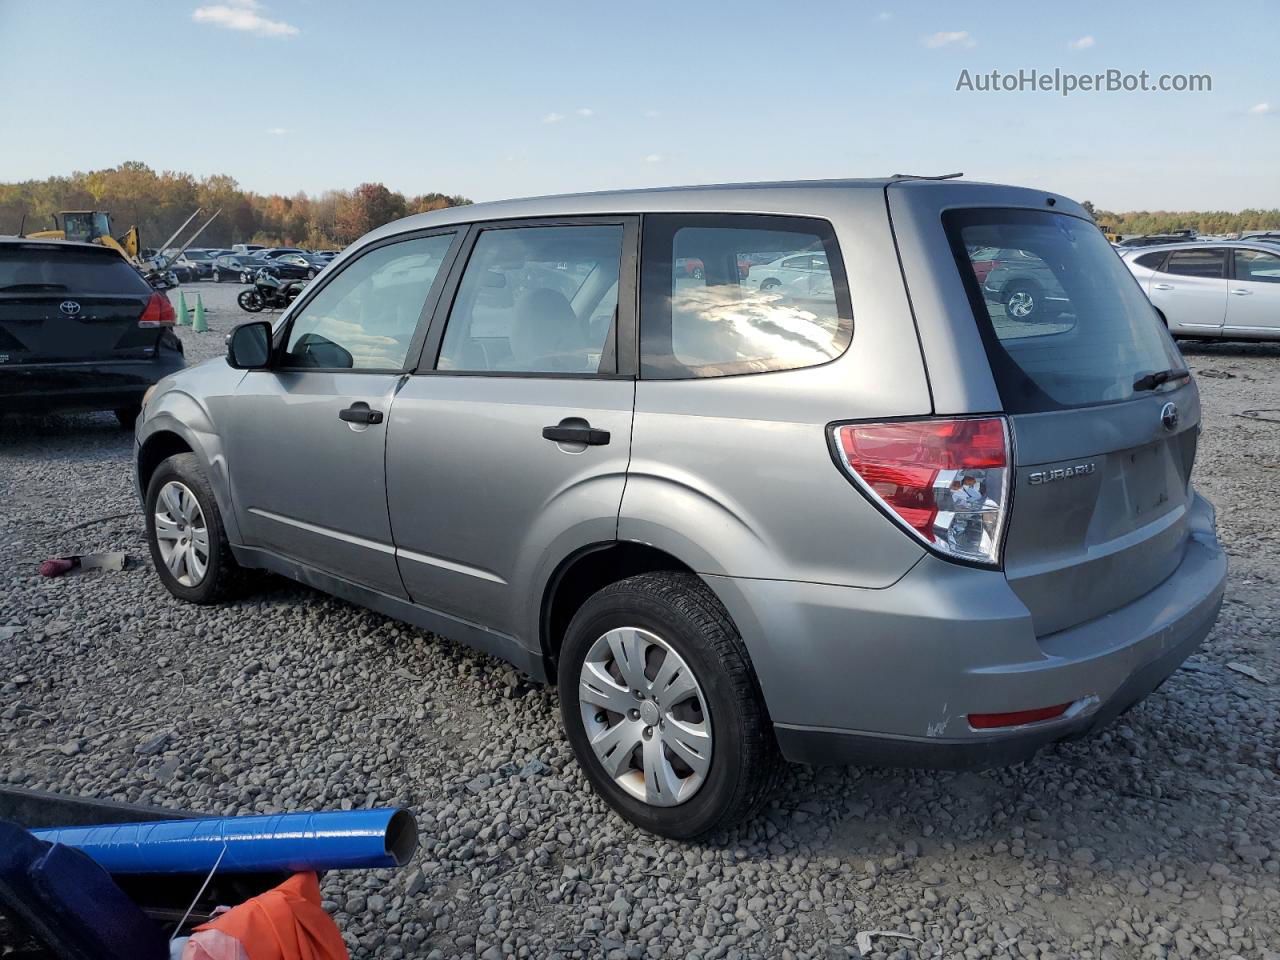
(153, 480), (210, 587)
(1006, 290), (1036, 319)
(578, 627), (713, 807)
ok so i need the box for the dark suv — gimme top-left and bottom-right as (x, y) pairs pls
(0, 239), (184, 426)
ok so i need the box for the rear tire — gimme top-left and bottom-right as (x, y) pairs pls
(558, 571), (780, 839)
(145, 453), (240, 604)
(1003, 281), (1041, 321)
(114, 404), (141, 429)
(759, 278), (781, 291)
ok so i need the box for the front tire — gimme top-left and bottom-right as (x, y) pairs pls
(145, 453), (240, 604)
(238, 289), (265, 312)
(558, 572), (780, 839)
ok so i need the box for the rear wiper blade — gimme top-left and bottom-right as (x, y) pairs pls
(1133, 368), (1190, 392)
(0, 282), (69, 291)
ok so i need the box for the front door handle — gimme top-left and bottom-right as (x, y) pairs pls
(542, 423), (610, 446)
(1152, 283), (1174, 291)
(1230, 288), (1253, 296)
(339, 403), (383, 425)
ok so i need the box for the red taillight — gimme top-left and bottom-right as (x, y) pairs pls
(968, 702), (1071, 729)
(138, 292), (176, 328)
(831, 417), (1010, 565)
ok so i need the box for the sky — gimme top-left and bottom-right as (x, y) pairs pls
(0, 0), (1276, 211)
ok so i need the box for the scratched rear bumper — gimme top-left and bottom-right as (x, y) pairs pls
(705, 492), (1226, 769)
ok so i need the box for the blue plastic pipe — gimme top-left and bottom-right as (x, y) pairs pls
(31, 808), (417, 875)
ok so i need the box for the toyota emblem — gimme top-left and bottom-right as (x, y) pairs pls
(59, 300), (82, 317)
(1160, 401), (1179, 432)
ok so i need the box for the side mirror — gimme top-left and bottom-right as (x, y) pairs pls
(226, 321), (272, 369)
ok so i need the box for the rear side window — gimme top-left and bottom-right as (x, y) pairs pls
(1133, 251), (1167, 270)
(946, 209), (1183, 414)
(1165, 249), (1226, 278)
(640, 214), (852, 378)
(0, 246), (149, 295)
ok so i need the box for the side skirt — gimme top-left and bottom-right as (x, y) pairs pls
(230, 544), (550, 683)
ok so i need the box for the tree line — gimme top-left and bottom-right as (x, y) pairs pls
(1082, 201), (1280, 236)
(0, 162), (471, 251)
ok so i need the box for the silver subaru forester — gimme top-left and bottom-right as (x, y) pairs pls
(135, 178), (1227, 838)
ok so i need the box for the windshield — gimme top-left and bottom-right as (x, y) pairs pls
(945, 208), (1184, 413)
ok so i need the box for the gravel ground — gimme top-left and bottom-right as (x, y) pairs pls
(2, 281), (1279, 959)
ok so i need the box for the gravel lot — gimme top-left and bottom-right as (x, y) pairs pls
(2, 280), (1279, 959)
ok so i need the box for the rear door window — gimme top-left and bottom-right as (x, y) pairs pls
(0, 246), (149, 295)
(946, 209), (1184, 413)
(1164, 249), (1227, 278)
(436, 223), (625, 375)
(640, 214), (852, 378)
(1133, 251), (1168, 270)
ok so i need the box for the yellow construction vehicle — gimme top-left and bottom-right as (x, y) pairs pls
(28, 211), (140, 259)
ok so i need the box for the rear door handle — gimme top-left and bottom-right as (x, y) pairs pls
(542, 423), (610, 446)
(1230, 288), (1253, 296)
(339, 403), (383, 425)
(1152, 283), (1174, 291)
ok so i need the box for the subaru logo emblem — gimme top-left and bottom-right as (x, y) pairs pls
(1160, 401), (1179, 432)
(59, 300), (81, 317)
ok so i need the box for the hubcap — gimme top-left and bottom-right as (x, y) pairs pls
(1006, 290), (1035, 319)
(579, 627), (713, 807)
(153, 481), (210, 587)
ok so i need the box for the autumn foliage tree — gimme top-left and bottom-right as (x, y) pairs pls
(0, 163), (470, 250)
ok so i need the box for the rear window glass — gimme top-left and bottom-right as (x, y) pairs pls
(0, 246), (149, 295)
(947, 209), (1184, 414)
(640, 214), (852, 378)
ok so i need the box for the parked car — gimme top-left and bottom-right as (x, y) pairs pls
(254, 258), (311, 282)
(1121, 241), (1280, 341)
(211, 253), (271, 283)
(134, 179), (1225, 838)
(169, 249), (214, 282)
(979, 248), (1072, 322)
(231, 243), (266, 256)
(1, 238), (183, 426)
(259, 247), (308, 260)
(270, 252), (327, 277)
(1240, 231), (1280, 244)
(746, 251), (835, 297)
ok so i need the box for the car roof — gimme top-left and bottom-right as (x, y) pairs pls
(0, 236), (122, 255)
(1120, 239), (1280, 256)
(360, 177), (1087, 246)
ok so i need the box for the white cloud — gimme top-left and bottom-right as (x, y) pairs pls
(876, 11), (892, 21)
(265, 127), (288, 135)
(1069, 35), (1095, 50)
(1248, 102), (1272, 115)
(575, 107), (594, 118)
(922, 30), (975, 48)
(192, 0), (298, 37)
(542, 112), (565, 124)
(643, 154), (664, 164)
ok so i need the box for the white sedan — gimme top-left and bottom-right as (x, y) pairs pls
(747, 252), (835, 298)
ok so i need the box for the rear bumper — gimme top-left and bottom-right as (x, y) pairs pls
(706, 492), (1226, 769)
(0, 352), (185, 414)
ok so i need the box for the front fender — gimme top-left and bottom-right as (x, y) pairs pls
(137, 388), (242, 546)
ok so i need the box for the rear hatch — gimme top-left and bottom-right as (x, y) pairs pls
(0, 244), (158, 364)
(943, 207), (1197, 636)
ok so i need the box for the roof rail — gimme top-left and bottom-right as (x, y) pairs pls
(889, 172), (964, 181)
